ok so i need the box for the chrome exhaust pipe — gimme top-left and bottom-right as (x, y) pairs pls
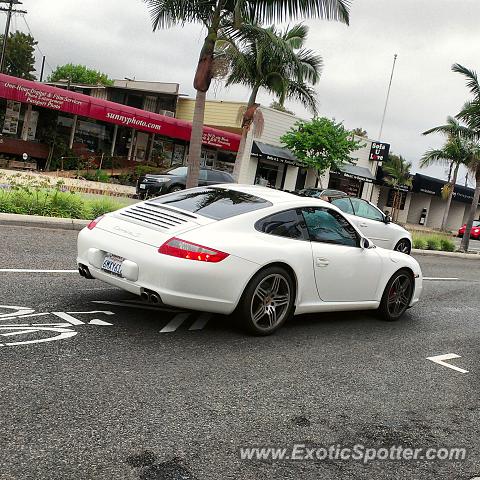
(140, 291), (149, 302)
(149, 293), (160, 304)
(78, 266), (86, 277)
(78, 264), (94, 280)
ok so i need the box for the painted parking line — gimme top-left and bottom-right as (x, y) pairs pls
(160, 313), (191, 333)
(0, 269), (78, 273)
(427, 353), (469, 374)
(189, 313), (212, 331)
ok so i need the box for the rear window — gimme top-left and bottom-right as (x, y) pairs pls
(150, 187), (272, 220)
(474, 221), (480, 227)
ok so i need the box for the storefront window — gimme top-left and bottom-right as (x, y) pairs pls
(255, 160), (280, 187)
(387, 189), (407, 210)
(328, 172), (363, 197)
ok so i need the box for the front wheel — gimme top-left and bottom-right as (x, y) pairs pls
(236, 266), (295, 336)
(169, 185), (184, 193)
(394, 238), (411, 255)
(378, 270), (414, 321)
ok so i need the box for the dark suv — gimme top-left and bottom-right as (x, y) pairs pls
(136, 166), (235, 199)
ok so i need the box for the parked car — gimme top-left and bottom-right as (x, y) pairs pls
(136, 166), (235, 199)
(458, 220), (480, 239)
(296, 188), (412, 254)
(78, 185), (422, 336)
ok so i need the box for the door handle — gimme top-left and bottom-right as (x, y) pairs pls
(316, 257), (329, 267)
(359, 222), (368, 227)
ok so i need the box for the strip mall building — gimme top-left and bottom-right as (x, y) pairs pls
(0, 73), (478, 231)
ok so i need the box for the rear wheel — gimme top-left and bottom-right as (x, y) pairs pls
(394, 238), (411, 254)
(236, 266), (295, 336)
(378, 269), (414, 321)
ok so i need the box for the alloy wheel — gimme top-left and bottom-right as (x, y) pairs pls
(387, 274), (412, 317)
(250, 274), (291, 332)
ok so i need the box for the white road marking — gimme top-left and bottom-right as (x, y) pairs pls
(68, 311), (115, 315)
(427, 353), (469, 374)
(423, 277), (459, 281)
(189, 313), (212, 331)
(0, 306), (35, 318)
(13, 313), (50, 319)
(0, 269), (77, 273)
(160, 313), (190, 333)
(1, 329), (38, 336)
(0, 327), (77, 347)
(52, 312), (85, 325)
(88, 319), (113, 326)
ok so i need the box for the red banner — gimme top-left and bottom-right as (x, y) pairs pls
(0, 74), (241, 152)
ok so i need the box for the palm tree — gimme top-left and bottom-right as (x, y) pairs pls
(451, 63), (480, 251)
(422, 117), (473, 231)
(382, 155), (412, 222)
(143, 0), (350, 188)
(217, 23), (321, 180)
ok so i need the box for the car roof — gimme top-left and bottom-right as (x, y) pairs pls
(214, 184), (332, 208)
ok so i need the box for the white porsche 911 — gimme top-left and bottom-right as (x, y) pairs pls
(77, 185), (422, 335)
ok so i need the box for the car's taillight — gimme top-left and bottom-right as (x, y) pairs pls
(158, 238), (229, 263)
(87, 215), (105, 230)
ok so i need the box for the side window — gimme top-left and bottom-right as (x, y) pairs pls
(331, 197), (354, 215)
(199, 170), (208, 181)
(301, 207), (359, 247)
(221, 172), (234, 183)
(255, 209), (309, 240)
(350, 198), (384, 221)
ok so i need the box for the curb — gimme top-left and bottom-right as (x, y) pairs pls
(0, 213), (89, 231)
(412, 248), (480, 260)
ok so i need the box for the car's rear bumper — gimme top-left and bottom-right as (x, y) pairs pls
(77, 226), (259, 315)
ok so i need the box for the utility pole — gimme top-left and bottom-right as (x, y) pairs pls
(0, 0), (27, 73)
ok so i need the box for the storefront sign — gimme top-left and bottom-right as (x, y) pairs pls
(342, 171), (374, 183)
(413, 174), (479, 205)
(2, 100), (21, 134)
(0, 74), (241, 152)
(369, 141), (390, 162)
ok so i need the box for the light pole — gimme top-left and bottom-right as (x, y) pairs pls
(378, 54), (398, 141)
(370, 54), (398, 202)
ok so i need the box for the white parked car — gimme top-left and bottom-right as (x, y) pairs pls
(297, 189), (412, 254)
(77, 185), (422, 335)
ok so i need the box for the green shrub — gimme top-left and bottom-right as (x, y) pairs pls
(85, 197), (125, 219)
(413, 238), (427, 250)
(0, 186), (126, 219)
(440, 239), (455, 252)
(83, 169), (111, 183)
(426, 238), (441, 251)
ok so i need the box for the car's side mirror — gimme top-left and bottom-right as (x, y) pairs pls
(361, 237), (372, 249)
(384, 214), (392, 224)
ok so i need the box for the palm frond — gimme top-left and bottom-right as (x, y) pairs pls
(452, 63), (480, 99)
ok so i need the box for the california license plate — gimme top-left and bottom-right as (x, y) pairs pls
(140, 184), (146, 190)
(102, 254), (124, 276)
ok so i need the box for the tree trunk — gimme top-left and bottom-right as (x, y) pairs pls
(232, 86), (260, 182)
(441, 162), (460, 231)
(460, 168), (480, 252)
(186, 9), (221, 188)
(186, 89), (207, 189)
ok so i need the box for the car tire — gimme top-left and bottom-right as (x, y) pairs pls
(378, 269), (414, 322)
(394, 238), (411, 255)
(236, 266), (295, 336)
(169, 185), (184, 193)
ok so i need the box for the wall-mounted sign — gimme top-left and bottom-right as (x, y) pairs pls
(369, 141), (390, 162)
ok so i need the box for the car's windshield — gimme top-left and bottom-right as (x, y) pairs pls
(473, 221), (480, 227)
(150, 187), (272, 220)
(166, 166), (188, 176)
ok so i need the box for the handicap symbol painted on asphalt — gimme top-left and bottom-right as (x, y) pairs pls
(0, 305), (114, 347)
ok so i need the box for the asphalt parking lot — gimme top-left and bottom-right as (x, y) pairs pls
(0, 225), (479, 480)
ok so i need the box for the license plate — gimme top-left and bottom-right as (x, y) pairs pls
(102, 254), (124, 276)
(140, 184), (146, 190)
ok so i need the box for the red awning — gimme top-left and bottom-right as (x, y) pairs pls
(0, 74), (241, 152)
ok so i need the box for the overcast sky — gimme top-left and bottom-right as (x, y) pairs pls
(11, 0), (480, 186)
